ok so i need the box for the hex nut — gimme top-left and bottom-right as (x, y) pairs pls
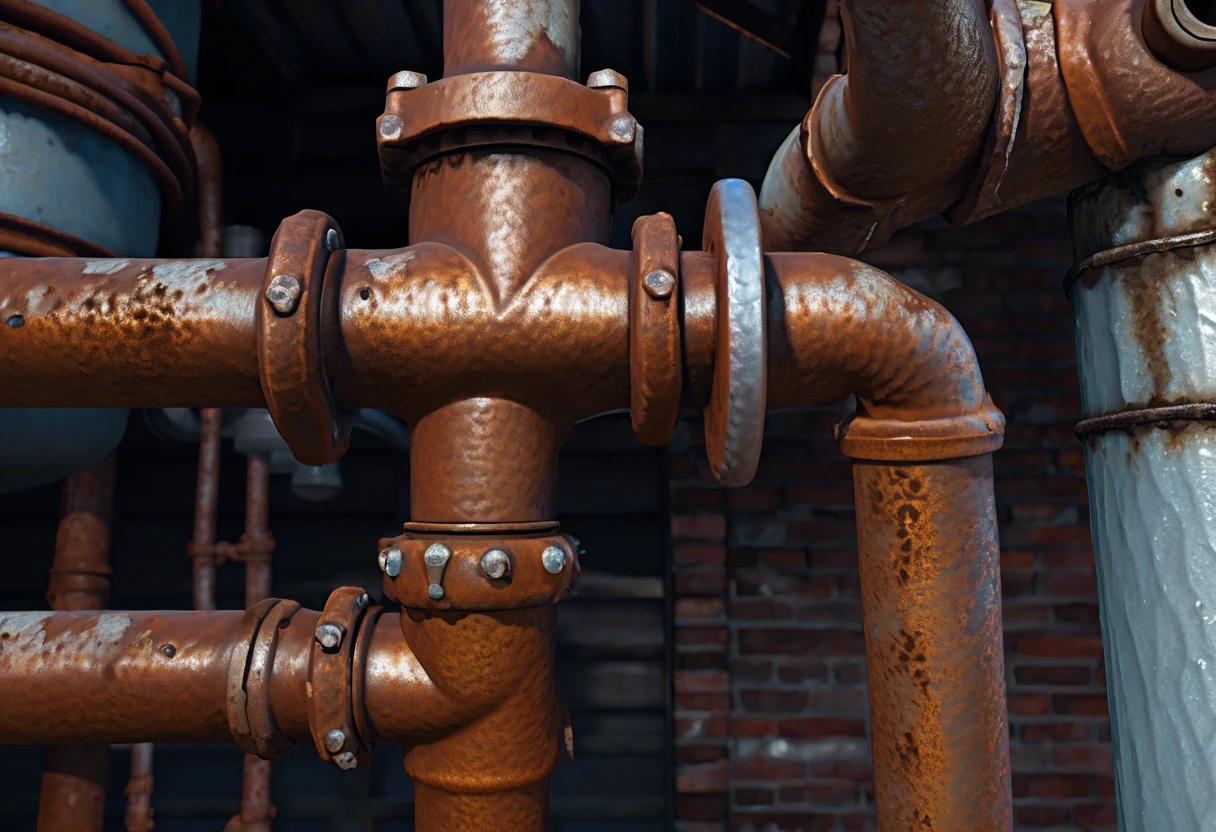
(387, 70), (428, 92)
(315, 623), (344, 651)
(324, 728), (346, 753)
(379, 546), (403, 578)
(542, 545), (567, 574)
(480, 548), (512, 580)
(334, 751), (358, 771)
(265, 274), (302, 316)
(643, 269), (676, 299)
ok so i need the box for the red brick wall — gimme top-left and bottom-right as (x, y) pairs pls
(670, 197), (1116, 831)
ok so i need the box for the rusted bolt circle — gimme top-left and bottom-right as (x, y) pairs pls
(379, 114), (404, 142)
(315, 623), (344, 651)
(265, 274), (302, 316)
(378, 546), (402, 577)
(387, 70), (428, 92)
(643, 269), (676, 299)
(324, 728), (346, 753)
(480, 548), (513, 579)
(586, 68), (629, 93)
(542, 545), (567, 574)
(334, 752), (358, 771)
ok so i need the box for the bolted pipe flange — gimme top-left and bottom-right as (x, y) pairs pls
(702, 180), (767, 486)
(258, 210), (353, 466)
(377, 71), (643, 209)
(307, 586), (375, 771)
(629, 212), (683, 446)
(380, 523), (580, 610)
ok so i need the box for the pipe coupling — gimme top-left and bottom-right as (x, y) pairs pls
(379, 522), (581, 611)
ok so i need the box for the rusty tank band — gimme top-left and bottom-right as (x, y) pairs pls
(1064, 228), (1216, 294)
(1075, 402), (1216, 437)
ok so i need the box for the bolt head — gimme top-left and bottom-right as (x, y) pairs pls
(334, 751), (358, 771)
(424, 543), (451, 567)
(480, 548), (512, 580)
(325, 227), (342, 252)
(324, 728), (347, 753)
(265, 274), (302, 316)
(586, 68), (628, 93)
(379, 546), (403, 578)
(356, 592), (369, 607)
(315, 623), (344, 651)
(643, 269), (676, 299)
(379, 114), (404, 142)
(427, 583), (445, 600)
(542, 545), (567, 574)
(387, 70), (428, 92)
(609, 115), (635, 143)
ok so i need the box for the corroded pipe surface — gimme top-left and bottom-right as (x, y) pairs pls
(0, 256), (266, 407)
(853, 456), (1010, 831)
(124, 742), (154, 832)
(191, 406), (222, 612)
(38, 456), (116, 832)
(38, 744), (109, 832)
(442, 0), (579, 78)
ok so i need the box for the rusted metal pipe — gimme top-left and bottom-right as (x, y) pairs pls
(230, 454), (276, 832)
(759, 0), (1000, 253)
(442, 0), (579, 79)
(190, 407), (222, 612)
(38, 454), (115, 832)
(124, 742), (154, 832)
(743, 253), (1010, 828)
(761, 0), (1216, 254)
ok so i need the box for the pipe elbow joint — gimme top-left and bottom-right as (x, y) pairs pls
(767, 253), (1004, 462)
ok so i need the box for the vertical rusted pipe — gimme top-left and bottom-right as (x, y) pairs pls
(232, 454), (276, 832)
(853, 456), (1010, 832)
(124, 743), (154, 832)
(442, 0), (579, 78)
(38, 454), (116, 832)
(191, 407), (222, 612)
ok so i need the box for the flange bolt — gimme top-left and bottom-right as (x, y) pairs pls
(334, 751), (358, 771)
(480, 548), (512, 579)
(265, 274), (302, 316)
(324, 729), (346, 753)
(379, 546), (402, 577)
(542, 545), (567, 574)
(315, 623), (344, 651)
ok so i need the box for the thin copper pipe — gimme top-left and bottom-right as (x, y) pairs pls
(37, 455), (115, 832)
(124, 742), (154, 832)
(190, 407), (221, 612)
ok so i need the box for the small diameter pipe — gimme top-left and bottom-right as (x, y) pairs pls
(191, 407), (222, 612)
(38, 455), (116, 832)
(124, 742), (154, 832)
(235, 454), (275, 832)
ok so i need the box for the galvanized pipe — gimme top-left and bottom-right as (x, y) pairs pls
(38, 454), (115, 832)
(1068, 147), (1216, 831)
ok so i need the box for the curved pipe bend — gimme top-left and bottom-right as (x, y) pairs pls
(765, 252), (1004, 460)
(760, 0), (1000, 254)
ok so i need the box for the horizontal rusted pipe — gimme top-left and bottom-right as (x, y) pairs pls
(0, 607), (534, 753)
